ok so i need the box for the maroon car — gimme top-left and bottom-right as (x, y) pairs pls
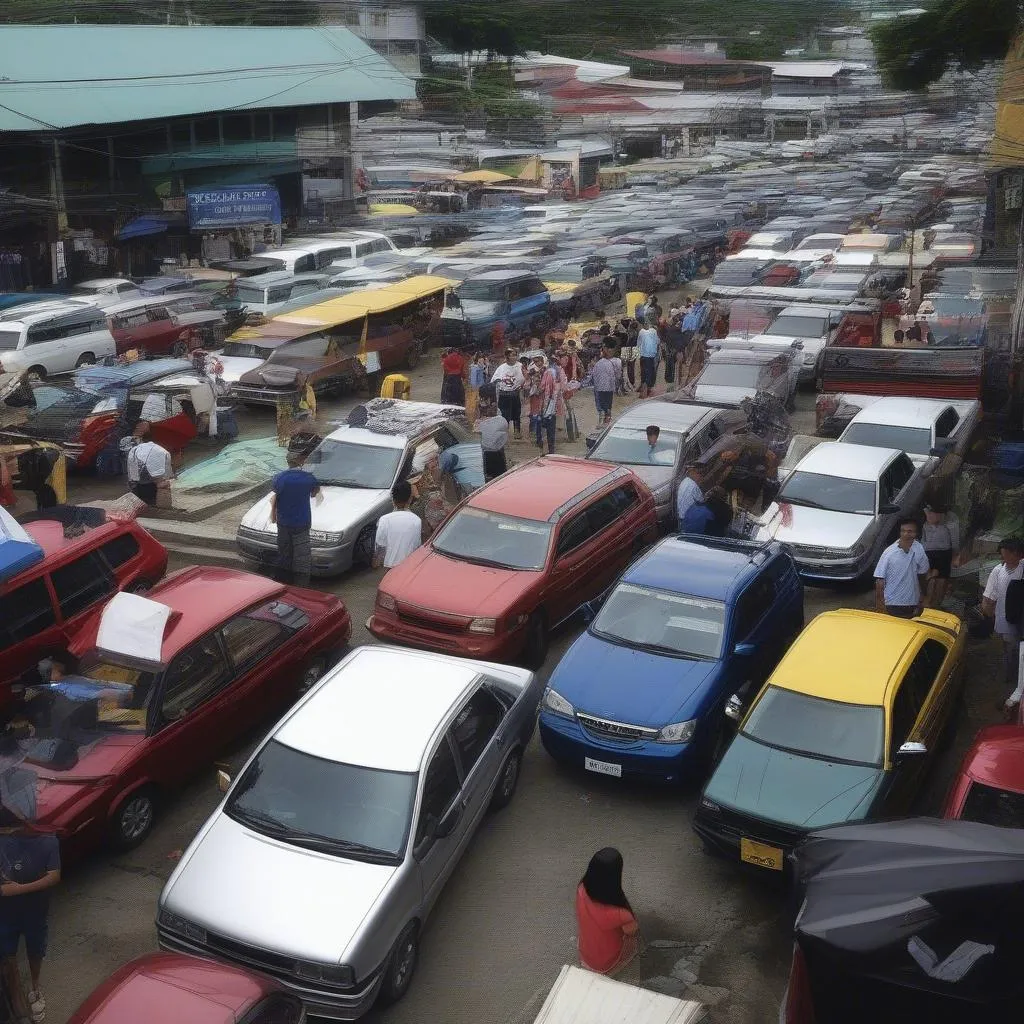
(944, 724), (1024, 826)
(68, 952), (303, 1024)
(13, 566), (351, 859)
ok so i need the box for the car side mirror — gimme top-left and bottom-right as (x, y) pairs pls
(880, 503), (901, 515)
(724, 693), (745, 721)
(897, 741), (927, 757)
(216, 769), (232, 793)
(733, 642), (756, 656)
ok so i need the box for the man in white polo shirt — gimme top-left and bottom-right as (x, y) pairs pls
(874, 518), (930, 618)
(981, 537), (1024, 711)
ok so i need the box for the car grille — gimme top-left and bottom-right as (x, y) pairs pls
(238, 526), (271, 542)
(576, 712), (659, 744)
(229, 383), (296, 403)
(203, 930), (299, 979)
(710, 805), (806, 849)
(397, 606), (468, 635)
(790, 544), (855, 560)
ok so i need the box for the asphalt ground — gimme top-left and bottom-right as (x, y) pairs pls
(27, 317), (1012, 1024)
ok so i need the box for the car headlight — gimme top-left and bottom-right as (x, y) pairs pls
(656, 719), (697, 744)
(468, 617), (497, 634)
(294, 960), (355, 987)
(377, 592), (396, 612)
(542, 687), (574, 717)
(157, 909), (187, 934)
(310, 530), (345, 546)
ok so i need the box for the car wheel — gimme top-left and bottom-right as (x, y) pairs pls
(110, 786), (157, 851)
(76, 352), (96, 367)
(298, 657), (326, 695)
(520, 612), (548, 670)
(353, 523), (377, 569)
(27, 366), (46, 382)
(489, 748), (522, 811)
(171, 340), (189, 359)
(406, 341), (421, 369)
(377, 923), (418, 1007)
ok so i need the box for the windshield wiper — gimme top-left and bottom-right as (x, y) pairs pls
(279, 827), (397, 862)
(230, 807), (293, 838)
(437, 551), (520, 570)
(315, 478), (376, 489)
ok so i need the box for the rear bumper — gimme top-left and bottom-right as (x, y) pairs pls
(236, 531), (356, 577)
(367, 611), (524, 661)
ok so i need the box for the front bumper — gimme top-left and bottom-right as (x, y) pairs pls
(367, 610), (524, 661)
(229, 383), (299, 406)
(791, 549), (869, 583)
(158, 928), (383, 1020)
(539, 714), (702, 784)
(692, 806), (803, 875)
(236, 530), (356, 578)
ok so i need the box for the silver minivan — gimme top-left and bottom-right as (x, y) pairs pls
(0, 303), (117, 378)
(157, 645), (541, 1020)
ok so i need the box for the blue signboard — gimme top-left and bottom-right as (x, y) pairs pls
(186, 184), (281, 229)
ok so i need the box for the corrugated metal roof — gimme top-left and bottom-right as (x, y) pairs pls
(0, 25), (415, 132)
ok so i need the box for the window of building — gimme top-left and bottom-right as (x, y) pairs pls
(194, 117), (220, 146)
(371, 10), (388, 27)
(170, 120), (192, 152)
(223, 114), (253, 144)
(273, 109), (297, 140)
(254, 112), (273, 142)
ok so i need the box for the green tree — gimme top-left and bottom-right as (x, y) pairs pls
(871, 0), (1021, 90)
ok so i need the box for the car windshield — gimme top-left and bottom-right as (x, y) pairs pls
(779, 470), (876, 515)
(457, 280), (506, 301)
(697, 363), (764, 388)
(233, 285), (269, 305)
(219, 342), (274, 360)
(764, 315), (827, 339)
(591, 428), (680, 467)
(61, 654), (159, 734)
(432, 507), (552, 570)
(226, 740), (414, 862)
(541, 265), (583, 283)
(842, 423), (932, 456)
(960, 780), (1024, 828)
(304, 439), (402, 489)
(929, 296), (985, 316)
(742, 686), (885, 767)
(592, 582), (726, 658)
(0, 328), (21, 351)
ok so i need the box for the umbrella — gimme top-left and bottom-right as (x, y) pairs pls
(0, 505), (43, 583)
(368, 203), (420, 216)
(452, 169), (512, 184)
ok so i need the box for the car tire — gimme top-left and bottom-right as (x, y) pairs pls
(109, 786), (157, 851)
(406, 341), (421, 369)
(353, 524), (376, 569)
(27, 366), (46, 382)
(377, 923), (418, 1007)
(76, 352), (96, 367)
(520, 612), (548, 670)
(298, 657), (326, 695)
(489, 748), (522, 811)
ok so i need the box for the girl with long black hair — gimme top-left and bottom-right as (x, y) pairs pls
(576, 847), (640, 974)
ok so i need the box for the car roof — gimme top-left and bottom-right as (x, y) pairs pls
(608, 400), (717, 434)
(706, 349), (782, 366)
(275, 647), (480, 771)
(961, 725), (1024, 790)
(775, 304), (835, 317)
(76, 278), (133, 289)
(848, 397), (952, 428)
(469, 455), (626, 521)
(769, 610), (931, 706)
(625, 536), (775, 598)
(464, 269), (537, 282)
(794, 441), (899, 480)
(21, 518), (125, 561)
(323, 425), (408, 449)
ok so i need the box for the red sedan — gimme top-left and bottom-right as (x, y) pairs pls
(944, 724), (1024, 827)
(368, 455), (658, 667)
(69, 952), (303, 1024)
(13, 566), (350, 859)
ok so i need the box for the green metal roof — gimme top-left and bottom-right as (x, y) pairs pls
(0, 25), (415, 132)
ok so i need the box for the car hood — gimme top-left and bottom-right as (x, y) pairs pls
(385, 549), (537, 617)
(239, 363), (300, 388)
(692, 384), (756, 405)
(704, 734), (885, 829)
(241, 487), (389, 535)
(550, 633), (721, 727)
(756, 501), (873, 550)
(164, 813), (398, 962)
(749, 332), (824, 351)
(216, 355), (264, 385)
(623, 464), (673, 495)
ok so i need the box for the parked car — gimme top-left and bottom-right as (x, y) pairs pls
(440, 269), (550, 347)
(0, 508), (167, 700)
(755, 441), (929, 582)
(539, 537), (803, 784)
(585, 400), (742, 525)
(67, 952), (304, 1024)
(745, 304), (847, 382)
(157, 645), (541, 1019)
(540, 259), (618, 317)
(239, 399), (482, 577)
(368, 456), (659, 666)
(0, 303), (118, 379)
(693, 608), (966, 873)
(70, 278), (140, 300)
(19, 567), (350, 858)
(689, 349), (798, 408)
(105, 298), (200, 357)
(231, 271), (333, 319)
(211, 338), (279, 386)
(944, 725), (1024, 826)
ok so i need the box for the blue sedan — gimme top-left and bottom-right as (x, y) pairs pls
(539, 535), (804, 783)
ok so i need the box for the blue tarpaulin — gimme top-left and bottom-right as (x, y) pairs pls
(0, 506), (43, 584)
(117, 213), (184, 242)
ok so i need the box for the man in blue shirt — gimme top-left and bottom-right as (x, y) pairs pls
(270, 452), (321, 587)
(636, 319), (661, 398)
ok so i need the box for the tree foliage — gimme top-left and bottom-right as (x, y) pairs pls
(872, 0), (1022, 90)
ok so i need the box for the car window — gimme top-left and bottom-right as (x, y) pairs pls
(451, 689), (504, 776)
(0, 578), (56, 649)
(219, 613), (290, 671)
(160, 636), (232, 721)
(410, 436), (440, 475)
(733, 576), (775, 640)
(935, 408), (959, 438)
(416, 738), (461, 843)
(891, 454), (915, 492)
(902, 638), (948, 710)
(50, 552), (115, 620)
(889, 683), (918, 756)
(960, 782), (1024, 829)
(99, 533), (140, 571)
(586, 486), (637, 535)
(556, 513), (590, 558)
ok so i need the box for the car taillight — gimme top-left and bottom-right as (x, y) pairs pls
(783, 943), (816, 1024)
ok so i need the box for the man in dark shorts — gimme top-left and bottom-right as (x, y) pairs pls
(923, 504), (958, 608)
(0, 802), (60, 1023)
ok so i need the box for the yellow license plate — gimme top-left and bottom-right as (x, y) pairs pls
(740, 838), (784, 871)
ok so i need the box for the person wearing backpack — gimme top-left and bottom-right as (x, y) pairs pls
(982, 537), (1024, 713)
(124, 422), (172, 507)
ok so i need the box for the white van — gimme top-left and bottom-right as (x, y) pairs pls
(231, 271), (332, 316)
(0, 303), (117, 378)
(270, 233), (400, 273)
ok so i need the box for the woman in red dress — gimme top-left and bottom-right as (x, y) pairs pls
(576, 847), (640, 974)
(440, 347), (466, 406)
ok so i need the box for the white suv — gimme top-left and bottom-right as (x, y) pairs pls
(0, 303), (117, 378)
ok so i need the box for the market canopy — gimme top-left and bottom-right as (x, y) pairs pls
(451, 169), (513, 183)
(368, 203), (419, 216)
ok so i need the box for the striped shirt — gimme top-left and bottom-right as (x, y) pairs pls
(874, 540), (930, 606)
(583, 357), (616, 394)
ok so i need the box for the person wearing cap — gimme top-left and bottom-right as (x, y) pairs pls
(922, 504), (959, 609)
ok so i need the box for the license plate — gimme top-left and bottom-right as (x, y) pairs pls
(585, 757), (622, 778)
(740, 838), (784, 871)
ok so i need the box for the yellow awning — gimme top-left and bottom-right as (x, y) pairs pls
(276, 274), (455, 327)
(452, 169), (512, 183)
(369, 203), (420, 216)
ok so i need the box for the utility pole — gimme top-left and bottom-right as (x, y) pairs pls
(50, 138), (68, 238)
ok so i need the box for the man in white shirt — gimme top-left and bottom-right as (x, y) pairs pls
(873, 518), (930, 618)
(373, 480), (423, 570)
(491, 349), (525, 440)
(124, 422), (172, 506)
(676, 464), (707, 527)
(982, 537), (1024, 709)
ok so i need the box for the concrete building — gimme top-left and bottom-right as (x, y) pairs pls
(317, 2), (426, 79)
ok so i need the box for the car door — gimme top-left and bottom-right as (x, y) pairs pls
(0, 575), (60, 688)
(889, 452), (924, 512)
(726, 573), (779, 704)
(543, 511), (591, 627)
(448, 686), (506, 839)
(413, 732), (465, 912)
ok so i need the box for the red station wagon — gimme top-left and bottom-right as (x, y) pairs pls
(369, 456), (658, 666)
(68, 952), (304, 1024)
(944, 725), (1024, 827)
(16, 566), (351, 859)
(0, 512), (167, 699)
